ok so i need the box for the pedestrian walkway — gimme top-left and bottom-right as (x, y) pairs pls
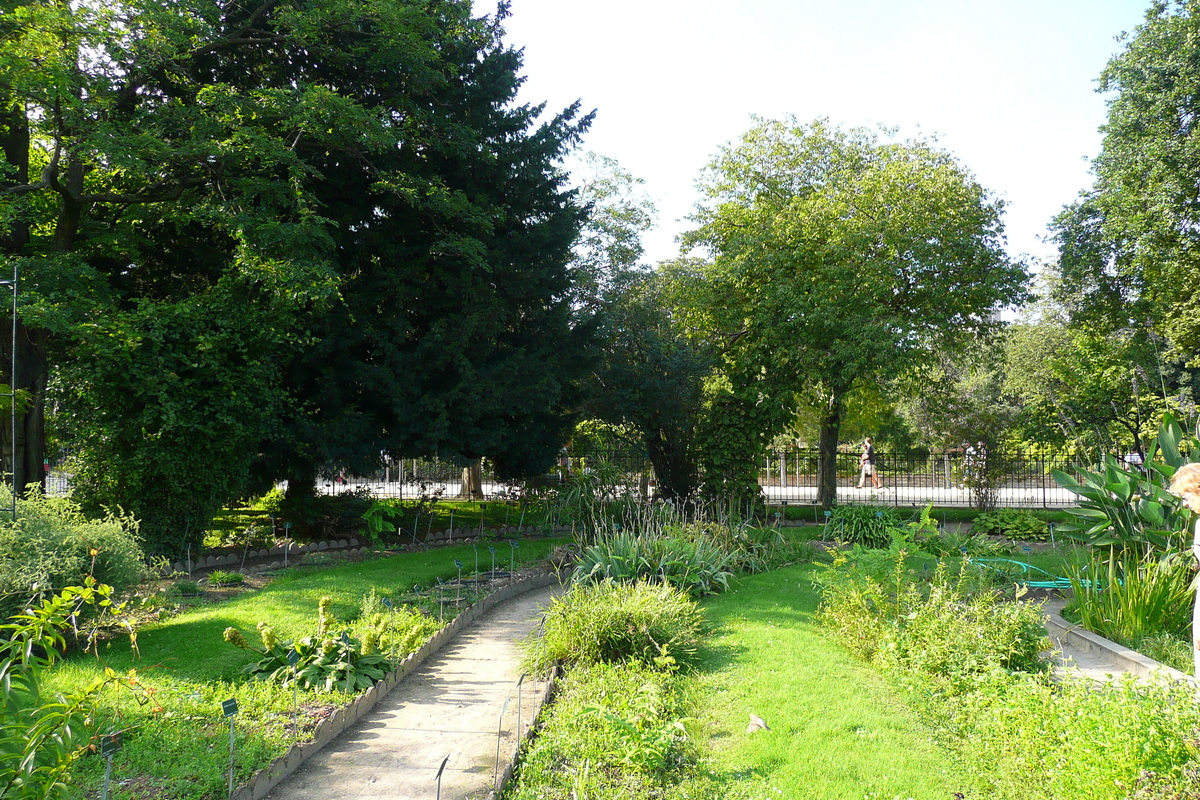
(264, 583), (561, 800)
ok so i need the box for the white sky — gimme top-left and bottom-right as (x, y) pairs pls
(484, 0), (1153, 268)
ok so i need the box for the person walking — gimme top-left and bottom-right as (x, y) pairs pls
(856, 437), (883, 490)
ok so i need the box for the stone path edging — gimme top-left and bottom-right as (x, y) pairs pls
(230, 572), (562, 800)
(1045, 606), (1197, 686)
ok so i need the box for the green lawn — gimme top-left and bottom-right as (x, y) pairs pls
(693, 564), (966, 799)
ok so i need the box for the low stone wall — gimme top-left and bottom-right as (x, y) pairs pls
(229, 572), (562, 800)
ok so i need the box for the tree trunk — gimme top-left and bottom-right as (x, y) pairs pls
(817, 395), (844, 508)
(0, 103), (45, 494)
(645, 430), (697, 502)
(459, 460), (483, 499)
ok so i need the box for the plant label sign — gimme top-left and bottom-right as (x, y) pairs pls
(100, 732), (123, 757)
(222, 698), (239, 718)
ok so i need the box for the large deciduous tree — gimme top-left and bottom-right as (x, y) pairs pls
(1055, 1), (1200, 353)
(686, 117), (1027, 506)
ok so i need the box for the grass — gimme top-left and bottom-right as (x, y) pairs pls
(692, 564), (965, 799)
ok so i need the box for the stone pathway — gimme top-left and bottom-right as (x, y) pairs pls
(263, 583), (561, 800)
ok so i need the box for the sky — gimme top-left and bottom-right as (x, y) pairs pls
(481, 0), (1154, 268)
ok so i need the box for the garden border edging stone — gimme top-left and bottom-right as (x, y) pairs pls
(229, 571), (562, 800)
(1045, 607), (1197, 686)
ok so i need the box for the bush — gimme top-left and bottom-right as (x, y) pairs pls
(572, 529), (735, 597)
(826, 504), (901, 548)
(941, 673), (1200, 799)
(815, 550), (1050, 693)
(971, 508), (1050, 541)
(524, 580), (705, 674)
(0, 489), (145, 618)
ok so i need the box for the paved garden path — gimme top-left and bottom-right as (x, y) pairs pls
(264, 583), (561, 800)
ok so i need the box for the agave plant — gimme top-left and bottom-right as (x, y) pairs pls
(1052, 414), (1195, 553)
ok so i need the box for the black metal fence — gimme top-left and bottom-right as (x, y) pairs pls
(316, 448), (1085, 509)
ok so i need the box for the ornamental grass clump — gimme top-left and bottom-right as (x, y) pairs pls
(523, 579), (704, 675)
(1068, 549), (1193, 658)
(572, 528), (735, 597)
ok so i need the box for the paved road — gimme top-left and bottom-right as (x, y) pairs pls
(264, 584), (561, 800)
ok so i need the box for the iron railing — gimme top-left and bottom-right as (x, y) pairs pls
(317, 448), (1086, 509)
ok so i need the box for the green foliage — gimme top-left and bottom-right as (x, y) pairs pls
(56, 289), (297, 558)
(0, 581), (136, 799)
(971, 508), (1050, 541)
(1053, 414), (1194, 551)
(524, 580), (705, 675)
(572, 528), (735, 598)
(504, 662), (697, 799)
(826, 504), (902, 548)
(361, 501), (401, 547)
(1068, 550), (1193, 653)
(815, 549), (1050, 693)
(939, 673), (1200, 800)
(685, 116), (1027, 507)
(348, 590), (441, 661)
(223, 597), (389, 693)
(0, 489), (145, 620)
(1058, 0), (1200, 353)
(206, 571), (244, 588)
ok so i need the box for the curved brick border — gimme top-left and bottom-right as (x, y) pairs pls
(230, 571), (563, 800)
(1045, 608), (1197, 686)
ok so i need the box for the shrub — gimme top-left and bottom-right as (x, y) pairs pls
(826, 504), (901, 548)
(971, 508), (1049, 541)
(815, 550), (1050, 693)
(0, 489), (145, 618)
(572, 529), (735, 597)
(941, 673), (1200, 800)
(524, 580), (705, 674)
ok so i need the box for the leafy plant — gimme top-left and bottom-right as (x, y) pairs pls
(504, 662), (697, 799)
(826, 504), (902, 548)
(168, 579), (201, 597)
(223, 597), (390, 692)
(572, 528), (735, 597)
(207, 570), (245, 587)
(971, 508), (1050, 541)
(815, 548), (1050, 693)
(361, 501), (401, 546)
(0, 580), (139, 799)
(1053, 414), (1195, 551)
(348, 590), (442, 660)
(0, 488), (146, 620)
(523, 579), (705, 674)
(1067, 549), (1193, 653)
